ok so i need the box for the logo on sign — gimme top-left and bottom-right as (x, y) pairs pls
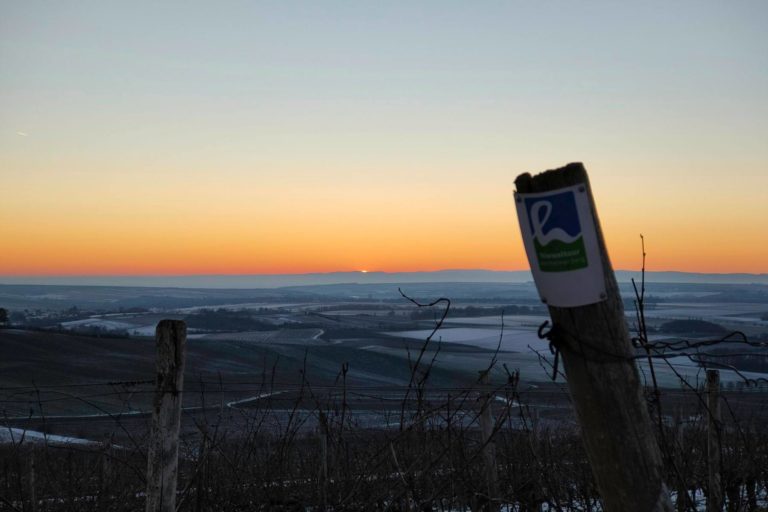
(524, 190), (588, 272)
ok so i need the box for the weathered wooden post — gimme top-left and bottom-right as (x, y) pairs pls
(514, 163), (672, 511)
(529, 405), (541, 440)
(99, 435), (112, 502)
(746, 418), (758, 511)
(317, 411), (329, 506)
(478, 370), (499, 511)
(195, 431), (209, 511)
(146, 320), (187, 512)
(674, 410), (688, 512)
(28, 450), (37, 512)
(706, 369), (722, 512)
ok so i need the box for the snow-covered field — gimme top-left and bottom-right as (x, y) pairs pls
(386, 324), (768, 387)
(444, 314), (548, 327)
(196, 328), (325, 344)
(0, 426), (101, 446)
(387, 327), (541, 352)
(59, 317), (158, 336)
(60, 318), (137, 331)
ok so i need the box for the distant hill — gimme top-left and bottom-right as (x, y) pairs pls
(0, 269), (766, 288)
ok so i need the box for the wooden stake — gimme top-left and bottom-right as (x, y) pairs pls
(146, 320), (187, 512)
(478, 371), (499, 511)
(196, 433), (209, 512)
(28, 450), (37, 512)
(674, 409), (688, 512)
(101, 434), (112, 496)
(515, 163), (672, 512)
(531, 406), (540, 438)
(707, 369), (722, 512)
(317, 411), (329, 506)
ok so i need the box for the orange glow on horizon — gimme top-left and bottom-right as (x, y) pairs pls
(2, 176), (767, 277)
(1, 231), (765, 277)
(1, 149), (766, 278)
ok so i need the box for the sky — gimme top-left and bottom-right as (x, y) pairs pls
(1, 1), (767, 276)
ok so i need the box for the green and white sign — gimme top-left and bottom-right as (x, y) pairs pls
(515, 184), (606, 307)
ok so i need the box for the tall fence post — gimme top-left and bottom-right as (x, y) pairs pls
(674, 410), (688, 512)
(478, 370), (499, 511)
(100, 435), (112, 502)
(196, 430), (211, 511)
(146, 320), (187, 512)
(28, 450), (37, 512)
(317, 411), (329, 507)
(706, 369), (722, 512)
(515, 163), (673, 511)
(530, 406), (540, 438)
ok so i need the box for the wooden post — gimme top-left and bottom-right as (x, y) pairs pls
(28, 450), (37, 512)
(195, 432), (209, 512)
(478, 371), (499, 511)
(674, 410), (688, 512)
(146, 320), (187, 512)
(706, 369), (722, 512)
(101, 434), (112, 496)
(746, 419), (758, 511)
(530, 406), (540, 438)
(515, 163), (672, 511)
(317, 411), (329, 506)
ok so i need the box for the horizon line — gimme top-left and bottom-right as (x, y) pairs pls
(1, 268), (767, 279)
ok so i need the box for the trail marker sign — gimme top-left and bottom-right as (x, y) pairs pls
(514, 184), (606, 307)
